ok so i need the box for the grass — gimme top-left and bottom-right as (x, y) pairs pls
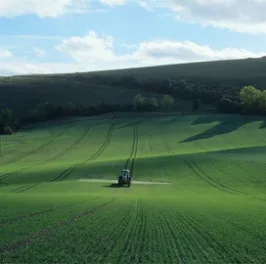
(1, 113), (266, 263)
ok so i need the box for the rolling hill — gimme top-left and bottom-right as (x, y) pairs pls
(1, 113), (266, 263)
(1, 57), (266, 119)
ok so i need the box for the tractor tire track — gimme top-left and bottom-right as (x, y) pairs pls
(0, 197), (116, 254)
(46, 123), (92, 163)
(14, 184), (40, 193)
(191, 160), (244, 195)
(185, 160), (237, 195)
(124, 123), (139, 178)
(11, 184), (29, 193)
(124, 123), (137, 169)
(51, 124), (114, 182)
(0, 172), (17, 186)
(130, 123), (138, 177)
(86, 124), (114, 162)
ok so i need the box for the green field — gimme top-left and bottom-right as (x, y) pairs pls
(1, 113), (266, 263)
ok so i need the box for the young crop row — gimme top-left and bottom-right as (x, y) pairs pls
(0, 196), (117, 259)
(0, 196), (124, 263)
(2, 193), (266, 263)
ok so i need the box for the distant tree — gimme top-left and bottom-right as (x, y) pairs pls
(240, 86), (261, 105)
(0, 109), (12, 126)
(192, 98), (200, 112)
(161, 94), (174, 110)
(133, 94), (144, 111)
(240, 86), (264, 113)
(145, 97), (158, 111)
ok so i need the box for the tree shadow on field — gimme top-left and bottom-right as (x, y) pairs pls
(191, 114), (225, 125)
(180, 115), (251, 143)
(260, 119), (266, 129)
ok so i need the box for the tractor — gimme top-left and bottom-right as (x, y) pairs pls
(118, 169), (131, 187)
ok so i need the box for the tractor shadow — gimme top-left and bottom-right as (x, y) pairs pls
(104, 183), (122, 188)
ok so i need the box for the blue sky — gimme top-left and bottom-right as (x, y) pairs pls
(1, 0), (266, 75)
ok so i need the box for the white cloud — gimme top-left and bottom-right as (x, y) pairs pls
(99, 0), (126, 6)
(140, 0), (266, 33)
(1, 32), (265, 75)
(0, 0), (109, 17)
(33, 47), (45, 57)
(56, 31), (115, 63)
(57, 31), (266, 65)
(2, 0), (266, 34)
(0, 49), (12, 59)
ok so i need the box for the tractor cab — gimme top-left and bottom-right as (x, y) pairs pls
(118, 169), (131, 187)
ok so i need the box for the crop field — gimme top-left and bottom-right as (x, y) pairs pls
(1, 113), (266, 263)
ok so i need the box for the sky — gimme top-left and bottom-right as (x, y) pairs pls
(1, 0), (266, 76)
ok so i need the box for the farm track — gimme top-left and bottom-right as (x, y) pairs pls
(51, 124), (114, 182)
(0, 172), (18, 186)
(13, 183), (40, 193)
(161, 126), (242, 196)
(0, 125), (92, 188)
(124, 123), (139, 177)
(190, 160), (243, 195)
(0, 197), (116, 254)
(2, 127), (64, 166)
(46, 123), (92, 163)
(184, 160), (239, 195)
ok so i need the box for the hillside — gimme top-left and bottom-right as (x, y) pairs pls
(1, 114), (266, 263)
(1, 57), (266, 119)
(66, 57), (266, 87)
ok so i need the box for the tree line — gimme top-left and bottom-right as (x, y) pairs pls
(75, 75), (238, 112)
(1, 93), (196, 134)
